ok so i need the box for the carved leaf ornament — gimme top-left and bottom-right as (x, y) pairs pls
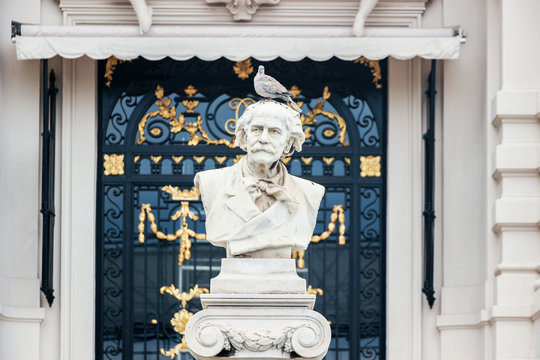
(206, 0), (280, 21)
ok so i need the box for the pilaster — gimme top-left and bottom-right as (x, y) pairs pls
(490, 2), (540, 358)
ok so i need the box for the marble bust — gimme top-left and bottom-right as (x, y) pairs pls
(194, 100), (325, 258)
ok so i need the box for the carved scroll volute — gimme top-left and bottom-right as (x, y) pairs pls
(192, 324), (227, 357)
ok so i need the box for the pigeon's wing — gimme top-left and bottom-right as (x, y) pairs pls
(261, 75), (290, 95)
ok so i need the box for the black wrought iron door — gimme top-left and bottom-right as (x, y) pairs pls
(97, 57), (386, 360)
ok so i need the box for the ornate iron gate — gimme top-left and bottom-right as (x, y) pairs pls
(96, 57), (386, 360)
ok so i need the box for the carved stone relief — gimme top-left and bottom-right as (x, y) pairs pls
(206, 0), (280, 21)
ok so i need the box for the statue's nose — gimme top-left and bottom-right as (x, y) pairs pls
(258, 128), (270, 142)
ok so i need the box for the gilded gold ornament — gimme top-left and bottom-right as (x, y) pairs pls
(233, 58), (254, 80)
(137, 85), (233, 147)
(172, 156), (184, 164)
(103, 154), (124, 176)
(150, 127), (162, 136)
(159, 284), (209, 358)
(184, 85), (198, 97)
(312, 205), (346, 245)
(360, 156), (381, 177)
(289, 85), (302, 98)
(323, 129), (335, 138)
(214, 156), (227, 165)
(193, 156), (206, 164)
(138, 195), (206, 266)
(150, 155), (162, 164)
(301, 86), (349, 146)
(301, 157), (313, 165)
(354, 57), (383, 89)
(280, 157), (292, 165)
(161, 186), (201, 201)
(104, 56), (136, 87)
(306, 285), (324, 296)
(293, 205), (347, 268)
(225, 97), (256, 135)
(134, 155), (140, 163)
(322, 157), (335, 165)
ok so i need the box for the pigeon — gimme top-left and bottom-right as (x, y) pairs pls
(254, 65), (302, 112)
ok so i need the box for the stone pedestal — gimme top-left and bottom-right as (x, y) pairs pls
(185, 259), (331, 359)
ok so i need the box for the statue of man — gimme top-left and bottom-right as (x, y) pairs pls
(194, 100), (324, 258)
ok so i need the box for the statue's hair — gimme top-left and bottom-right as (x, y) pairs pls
(234, 100), (305, 157)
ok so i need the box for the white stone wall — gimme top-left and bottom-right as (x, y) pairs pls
(0, 0), (538, 359)
(0, 0), (44, 358)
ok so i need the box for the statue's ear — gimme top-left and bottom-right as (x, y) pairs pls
(283, 138), (295, 156)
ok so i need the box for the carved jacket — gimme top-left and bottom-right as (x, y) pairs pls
(194, 157), (325, 256)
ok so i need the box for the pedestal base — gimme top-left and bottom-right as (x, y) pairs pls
(211, 258), (306, 294)
(185, 294), (331, 360)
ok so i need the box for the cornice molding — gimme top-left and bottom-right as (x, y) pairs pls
(59, 0), (427, 28)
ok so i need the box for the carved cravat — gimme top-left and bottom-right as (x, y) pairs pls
(241, 160), (298, 213)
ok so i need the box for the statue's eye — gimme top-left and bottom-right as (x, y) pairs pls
(251, 126), (262, 132)
(271, 128), (281, 135)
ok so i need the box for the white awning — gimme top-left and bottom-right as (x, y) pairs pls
(13, 25), (464, 61)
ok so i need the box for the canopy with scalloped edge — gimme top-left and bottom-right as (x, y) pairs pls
(13, 25), (463, 61)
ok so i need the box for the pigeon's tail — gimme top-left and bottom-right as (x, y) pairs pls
(287, 97), (302, 113)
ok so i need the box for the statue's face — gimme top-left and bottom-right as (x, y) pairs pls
(245, 108), (290, 165)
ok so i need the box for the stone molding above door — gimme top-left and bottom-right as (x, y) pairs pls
(59, 0), (428, 28)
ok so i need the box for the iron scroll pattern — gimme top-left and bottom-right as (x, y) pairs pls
(97, 57), (386, 360)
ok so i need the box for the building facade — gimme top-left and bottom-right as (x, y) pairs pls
(0, 0), (539, 359)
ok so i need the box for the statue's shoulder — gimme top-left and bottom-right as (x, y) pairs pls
(288, 174), (325, 207)
(194, 165), (235, 191)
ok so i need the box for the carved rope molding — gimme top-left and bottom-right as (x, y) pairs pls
(206, 0), (280, 21)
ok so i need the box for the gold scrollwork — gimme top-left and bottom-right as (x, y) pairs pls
(159, 284), (209, 358)
(233, 58), (254, 80)
(225, 97), (257, 135)
(293, 205), (346, 268)
(134, 155), (140, 163)
(354, 57), (382, 89)
(150, 155), (162, 164)
(307, 285), (324, 296)
(138, 186), (206, 266)
(137, 85), (233, 147)
(103, 154), (124, 176)
(344, 157), (351, 165)
(360, 155), (381, 177)
(301, 86), (349, 146)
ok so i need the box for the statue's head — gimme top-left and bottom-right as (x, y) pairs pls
(234, 101), (305, 164)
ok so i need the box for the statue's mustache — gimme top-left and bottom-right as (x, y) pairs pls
(251, 144), (276, 153)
